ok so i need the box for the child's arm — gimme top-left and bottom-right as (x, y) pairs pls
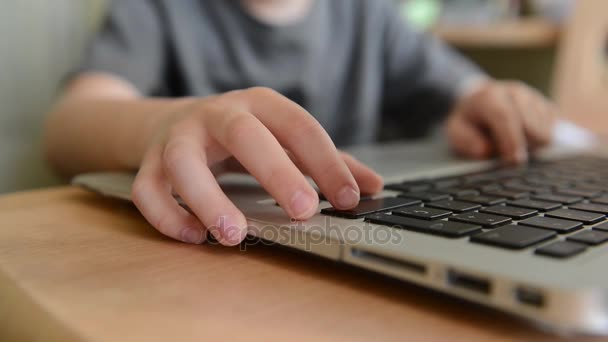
(45, 72), (190, 176)
(378, 2), (556, 163)
(45, 72), (383, 246)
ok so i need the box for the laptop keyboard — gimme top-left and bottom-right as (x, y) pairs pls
(320, 156), (608, 259)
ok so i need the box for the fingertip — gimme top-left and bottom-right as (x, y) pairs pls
(288, 189), (319, 220)
(467, 141), (489, 159)
(515, 148), (529, 164)
(211, 214), (249, 246)
(335, 185), (360, 210)
(457, 137), (493, 160)
(480, 141), (495, 158)
(502, 148), (528, 165)
(340, 153), (384, 195)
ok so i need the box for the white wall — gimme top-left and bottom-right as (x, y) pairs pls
(0, 0), (106, 193)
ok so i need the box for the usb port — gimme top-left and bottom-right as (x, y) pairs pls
(447, 269), (491, 295)
(515, 286), (545, 308)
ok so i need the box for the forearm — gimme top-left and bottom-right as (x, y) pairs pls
(44, 75), (195, 177)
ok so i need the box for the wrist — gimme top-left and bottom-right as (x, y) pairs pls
(116, 98), (199, 170)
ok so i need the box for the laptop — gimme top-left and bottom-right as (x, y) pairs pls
(73, 138), (608, 336)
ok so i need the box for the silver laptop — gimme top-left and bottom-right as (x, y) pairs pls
(73, 139), (608, 336)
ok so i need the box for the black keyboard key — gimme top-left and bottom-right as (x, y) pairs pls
(508, 199), (561, 212)
(591, 196), (608, 205)
(450, 212), (512, 228)
(480, 205), (538, 220)
(365, 213), (481, 238)
(527, 178), (573, 189)
(556, 188), (602, 199)
(431, 178), (461, 189)
(578, 183), (608, 193)
(318, 193), (372, 202)
(458, 195), (506, 206)
(392, 206), (452, 220)
(535, 241), (587, 259)
(398, 192), (450, 202)
(385, 182), (432, 193)
(462, 172), (499, 185)
(492, 168), (526, 179)
(321, 197), (420, 219)
(569, 203), (608, 215)
(479, 183), (503, 192)
(503, 182), (551, 194)
(471, 225), (556, 250)
(532, 194), (583, 205)
(483, 189), (529, 200)
(592, 222), (608, 232)
(545, 209), (606, 225)
(435, 187), (480, 197)
(567, 230), (608, 246)
(519, 216), (583, 234)
(383, 183), (402, 192)
(426, 200), (481, 213)
(553, 174), (583, 183)
(522, 176), (551, 185)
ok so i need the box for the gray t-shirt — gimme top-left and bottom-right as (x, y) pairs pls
(79, 0), (482, 146)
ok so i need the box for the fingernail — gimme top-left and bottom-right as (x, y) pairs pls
(290, 190), (316, 219)
(336, 186), (360, 209)
(180, 227), (205, 244)
(217, 215), (247, 246)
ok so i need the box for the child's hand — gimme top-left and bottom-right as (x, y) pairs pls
(131, 87), (384, 246)
(446, 80), (557, 164)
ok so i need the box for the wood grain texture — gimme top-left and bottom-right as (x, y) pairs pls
(0, 187), (603, 341)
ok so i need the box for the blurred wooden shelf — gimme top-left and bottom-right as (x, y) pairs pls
(433, 18), (562, 48)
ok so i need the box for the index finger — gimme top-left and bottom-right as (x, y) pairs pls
(471, 87), (528, 164)
(232, 87), (365, 210)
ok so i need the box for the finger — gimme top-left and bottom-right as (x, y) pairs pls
(540, 101), (558, 143)
(339, 152), (384, 195)
(446, 114), (493, 160)
(284, 150), (384, 196)
(471, 86), (528, 164)
(132, 144), (207, 244)
(162, 122), (248, 246)
(507, 84), (554, 149)
(203, 106), (320, 220)
(528, 95), (557, 147)
(233, 87), (361, 210)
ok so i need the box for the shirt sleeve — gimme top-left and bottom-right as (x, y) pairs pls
(379, 3), (485, 139)
(75, 0), (167, 95)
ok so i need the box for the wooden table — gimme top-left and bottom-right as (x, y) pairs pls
(0, 187), (600, 341)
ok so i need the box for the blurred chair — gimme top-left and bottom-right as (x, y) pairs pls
(0, 0), (106, 193)
(553, 0), (608, 136)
